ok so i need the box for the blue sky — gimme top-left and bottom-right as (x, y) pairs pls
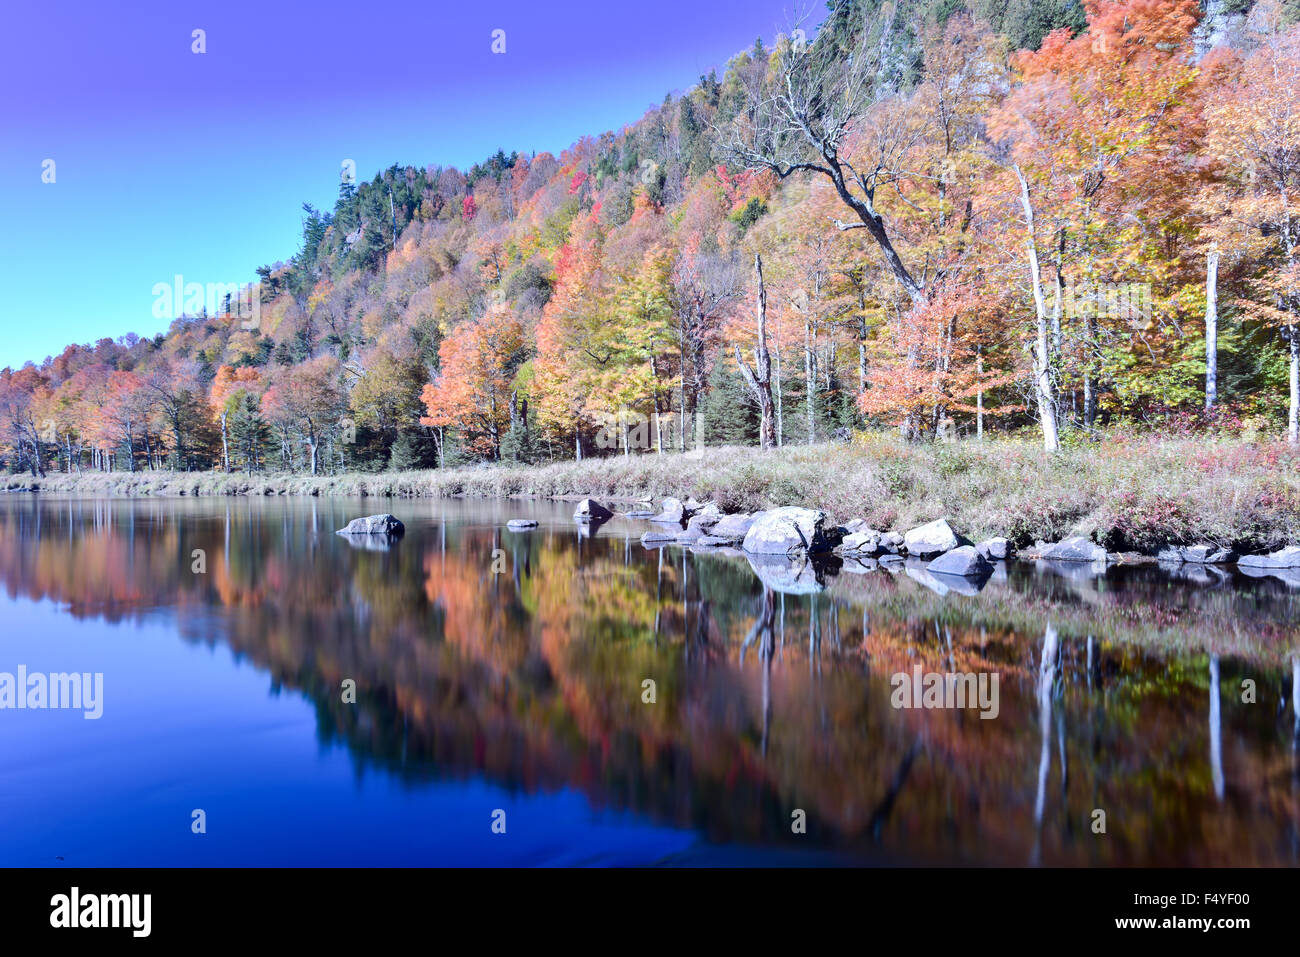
(0, 0), (825, 370)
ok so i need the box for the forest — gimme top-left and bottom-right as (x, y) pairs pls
(4, 0), (1300, 479)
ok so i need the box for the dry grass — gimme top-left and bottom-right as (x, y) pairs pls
(7, 433), (1299, 551)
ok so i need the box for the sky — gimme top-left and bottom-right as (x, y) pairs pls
(0, 0), (826, 371)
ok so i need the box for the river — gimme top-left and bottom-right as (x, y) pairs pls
(0, 495), (1297, 865)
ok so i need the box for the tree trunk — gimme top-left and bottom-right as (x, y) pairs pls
(1205, 249), (1219, 410)
(1015, 165), (1061, 453)
(804, 316), (816, 444)
(735, 254), (777, 450)
(220, 411), (230, 472)
(1289, 325), (1299, 445)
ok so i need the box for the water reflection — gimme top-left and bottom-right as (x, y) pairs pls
(0, 495), (1298, 865)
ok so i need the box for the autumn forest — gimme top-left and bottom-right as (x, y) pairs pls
(5, 0), (1300, 480)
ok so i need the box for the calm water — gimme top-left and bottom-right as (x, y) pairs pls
(0, 494), (1298, 866)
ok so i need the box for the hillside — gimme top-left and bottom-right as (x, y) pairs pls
(3, 0), (1300, 480)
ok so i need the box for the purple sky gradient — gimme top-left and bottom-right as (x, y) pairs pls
(0, 0), (826, 369)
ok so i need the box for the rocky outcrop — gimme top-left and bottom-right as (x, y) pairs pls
(336, 513), (405, 537)
(741, 507), (831, 556)
(572, 499), (613, 522)
(677, 504), (723, 543)
(903, 518), (962, 558)
(1157, 544), (1234, 564)
(1039, 537), (1108, 563)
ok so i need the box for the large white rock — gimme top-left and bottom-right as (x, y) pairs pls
(742, 507), (830, 556)
(903, 518), (961, 558)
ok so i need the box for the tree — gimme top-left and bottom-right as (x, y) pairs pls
(734, 254), (778, 449)
(1203, 10), (1300, 442)
(420, 306), (525, 460)
(261, 356), (346, 475)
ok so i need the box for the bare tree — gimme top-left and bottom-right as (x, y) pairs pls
(719, 10), (927, 303)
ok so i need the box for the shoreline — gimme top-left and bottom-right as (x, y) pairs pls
(4, 436), (1299, 554)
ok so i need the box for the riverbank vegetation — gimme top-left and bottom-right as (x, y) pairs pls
(9, 434), (1299, 552)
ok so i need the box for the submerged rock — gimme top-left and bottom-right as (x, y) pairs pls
(903, 518), (962, 558)
(640, 529), (679, 546)
(927, 545), (993, 578)
(742, 507), (831, 556)
(1039, 536), (1108, 563)
(506, 519), (538, 531)
(573, 498), (613, 522)
(1237, 546), (1300, 569)
(336, 513), (405, 537)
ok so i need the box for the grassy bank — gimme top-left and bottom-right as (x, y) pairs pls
(6, 435), (1299, 552)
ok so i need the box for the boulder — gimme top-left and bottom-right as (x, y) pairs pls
(697, 512), (758, 546)
(506, 519), (538, 531)
(336, 513), (405, 537)
(976, 537), (1011, 560)
(677, 505), (724, 543)
(879, 531), (905, 553)
(903, 518), (962, 558)
(1237, 545), (1300, 569)
(572, 498), (613, 522)
(741, 507), (831, 556)
(839, 528), (883, 556)
(927, 545), (993, 578)
(1039, 536), (1108, 563)
(649, 496), (686, 524)
(623, 501), (657, 518)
